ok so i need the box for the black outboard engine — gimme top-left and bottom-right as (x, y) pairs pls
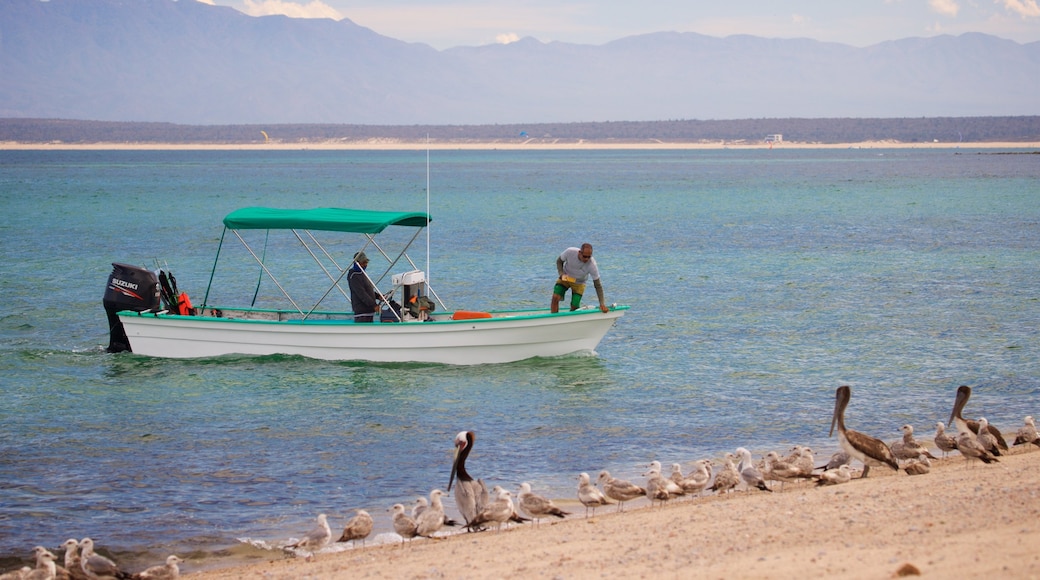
(103, 262), (160, 353)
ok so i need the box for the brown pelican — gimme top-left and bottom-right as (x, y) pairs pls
(933, 422), (958, 458)
(133, 555), (183, 580)
(518, 482), (570, 524)
(829, 386), (899, 478)
(389, 504), (418, 544)
(577, 472), (613, 517)
(1013, 416), (1040, 447)
(948, 385), (1008, 452)
(336, 509), (374, 547)
(447, 431), (490, 529)
(285, 514), (332, 558)
(736, 448), (772, 492)
(596, 470), (647, 512)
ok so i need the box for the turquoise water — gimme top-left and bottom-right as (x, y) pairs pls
(1, 148), (1038, 572)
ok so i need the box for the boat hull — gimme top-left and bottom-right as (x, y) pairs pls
(117, 307), (627, 365)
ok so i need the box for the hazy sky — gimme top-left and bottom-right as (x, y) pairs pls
(200, 0), (1040, 49)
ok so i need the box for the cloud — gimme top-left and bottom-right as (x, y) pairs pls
(240, 0), (343, 20)
(1000, 0), (1040, 17)
(929, 0), (960, 17)
(495, 33), (521, 44)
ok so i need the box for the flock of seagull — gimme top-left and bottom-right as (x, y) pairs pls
(4, 385), (1037, 578)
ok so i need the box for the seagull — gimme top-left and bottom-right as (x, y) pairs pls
(974, 418), (1003, 457)
(389, 504), (418, 544)
(411, 497), (428, 520)
(890, 424), (937, 463)
(336, 509), (374, 547)
(577, 472), (613, 518)
(948, 385), (1008, 451)
(736, 447), (772, 492)
(829, 386), (899, 478)
(814, 464), (853, 486)
(955, 426), (999, 465)
(763, 451), (812, 490)
(25, 548), (57, 580)
(286, 513), (332, 557)
(903, 454), (932, 476)
(642, 461), (684, 505)
(933, 422), (958, 458)
(79, 538), (131, 580)
(708, 453), (740, 495)
(596, 470), (647, 512)
(131, 555), (182, 580)
(468, 487), (517, 532)
(518, 482), (570, 524)
(59, 539), (87, 580)
(1013, 416), (1040, 447)
(818, 450), (851, 471)
(447, 431), (490, 529)
(670, 460), (711, 495)
(415, 489), (451, 538)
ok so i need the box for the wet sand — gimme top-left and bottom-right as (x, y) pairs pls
(184, 447), (1039, 579)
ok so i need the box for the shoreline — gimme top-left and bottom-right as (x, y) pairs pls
(2, 139), (1039, 151)
(179, 448), (1040, 579)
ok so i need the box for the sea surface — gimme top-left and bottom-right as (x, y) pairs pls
(1, 147), (1038, 572)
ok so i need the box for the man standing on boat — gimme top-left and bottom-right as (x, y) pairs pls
(348, 251), (380, 323)
(551, 243), (609, 313)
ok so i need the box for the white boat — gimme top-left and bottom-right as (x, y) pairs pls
(103, 207), (627, 365)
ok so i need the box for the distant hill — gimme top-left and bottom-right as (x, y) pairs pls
(1, 0), (1038, 125)
(3, 117), (1039, 145)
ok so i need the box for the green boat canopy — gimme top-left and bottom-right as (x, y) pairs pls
(222, 207), (431, 234)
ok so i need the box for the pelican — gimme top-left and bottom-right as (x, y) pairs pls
(829, 386), (899, 478)
(389, 504), (418, 544)
(948, 385), (1008, 451)
(336, 509), (374, 547)
(577, 472), (613, 517)
(517, 482), (570, 524)
(285, 514), (332, 557)
(814, 464), (853, 486)
(735, 448), (772, 492)
(133, 555), (183, 580)
(596, 470), (646, 512)
(447, 431), (489, 528)
(1013, 416), (1040, 448)
(933, 422), (958, 458)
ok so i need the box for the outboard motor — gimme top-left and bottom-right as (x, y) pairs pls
(103, 262), (160, 353)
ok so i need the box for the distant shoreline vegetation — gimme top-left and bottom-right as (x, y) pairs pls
(1, 117), (1038, 145)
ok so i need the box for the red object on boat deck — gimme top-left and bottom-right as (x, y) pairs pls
(451, 310), (492, 320)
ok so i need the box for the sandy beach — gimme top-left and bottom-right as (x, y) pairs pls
(180, 446), (1040, 580)
(2, 139), (1039, 151)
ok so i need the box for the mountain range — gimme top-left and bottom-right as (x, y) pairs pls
(2, 0), (1038, 125)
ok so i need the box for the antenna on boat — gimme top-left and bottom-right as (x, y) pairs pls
(426, 134), (430, 286)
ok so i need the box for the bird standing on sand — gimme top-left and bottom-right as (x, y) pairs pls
(814, 464), (853, 486)
(468, 487), (518, 532)
(736, 447), (772, 492)
(933, 422), (958, 458)
(974, 418), (1003, 457)
(829, 386), (899, 478)
(1013, 416), (1040, 447)
(415, 489), (451, 538)
(643, 461), (683, 505)
(955, 426), (999, 465)
(59, 539), (87, 580)
(948, 385), (1008, 451)
(890, 424), (937, 463)
(286, 513), (332, 557)
(389, 504), (418, 544)
(132, 555), (182, 580)
(25, 548), (57, 580)
(447, 431), (490, 529)
(518, 482), (570, 524)
(671, 461), (711, 495)
(79, 538), (131, 580)
(903, 454), (931, 476)
(577, 472), (613, 518)
(596, 470), (647, 512)
(709, 453), (740, 495)
(336, 509), (374, 547)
